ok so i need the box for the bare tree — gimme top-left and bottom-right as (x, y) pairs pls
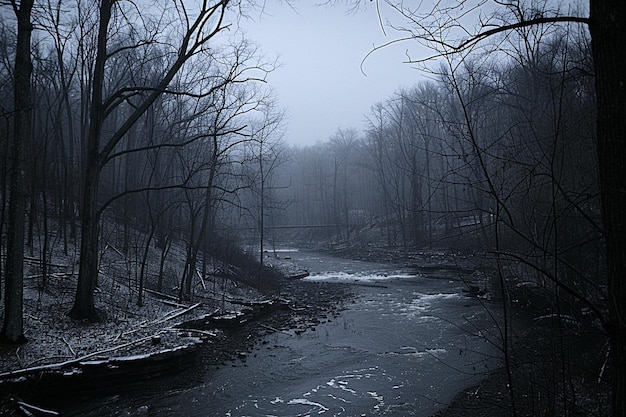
(68, 0), (252, 320)
(328, 128), (359, 244)
(354, 0), (624, 413)
(1, 0), (34, 344)
(246, 106), (285, 268)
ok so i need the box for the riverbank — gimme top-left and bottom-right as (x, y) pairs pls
(309, 245), (610, 417)
(429, 293), (610, 417)
(0, 252), (353, 414)
(432, 325), (610, 417)
(2, 245), (609, 416)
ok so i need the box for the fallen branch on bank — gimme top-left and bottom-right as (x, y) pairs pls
(0, 332), (161, 381)
(120, 302), (202, 338)
(167, 328), (217, 338)
(16, 399), (60, 416)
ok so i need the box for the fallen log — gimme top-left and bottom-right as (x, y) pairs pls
(121, 302), (201, 338)
(144, 288), (180, 302)
(16, 400), (59, 416)
(0, 397), (60, 417)
(158, 302), (202, 324)
(0, 333), (161, 380)
(22, 257), (68, 269)
(0, 337), (202, 399)
(176, 299), (288, 331)
(166, 327), (217, 338)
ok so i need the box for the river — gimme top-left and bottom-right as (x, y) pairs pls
(62, 250), (500, 417)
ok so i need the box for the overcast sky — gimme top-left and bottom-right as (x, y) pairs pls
(238, 2), (424, 146)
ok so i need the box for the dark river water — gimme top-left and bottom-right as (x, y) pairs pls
(62, 250), (500, 417)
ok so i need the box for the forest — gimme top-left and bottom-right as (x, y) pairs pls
(0, 0), (625, 416)
(271, 22), (606, 415)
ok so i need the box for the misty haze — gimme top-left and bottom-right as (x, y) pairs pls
(0, 1), (621, 417)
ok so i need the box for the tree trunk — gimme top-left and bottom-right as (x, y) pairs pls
(138, 211), (158, 307)
(67, 0), (111, 321)
(41, 190), (49, 290)
(1, 0), (34, 344)
(589, 2), (626, 416)
(0, 127), (7, 298)
(68, 162), (102, 321)
(157, 236), (170, 293)
(179, 207), (196, 302)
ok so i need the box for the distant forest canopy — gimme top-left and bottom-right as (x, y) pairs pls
(258, 25), (603, 321)
(0, 4), (601, 320)
(275, 27), (600, 255)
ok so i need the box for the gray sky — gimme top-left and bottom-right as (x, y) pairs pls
(239, 2), (423, 146)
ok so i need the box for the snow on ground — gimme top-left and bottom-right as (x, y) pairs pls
(1, 272), (216, 375)
(0, 239), (268, 376)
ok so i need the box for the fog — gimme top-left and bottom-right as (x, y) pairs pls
(0, 1), (614, 416)
(240, 2), (422, 146)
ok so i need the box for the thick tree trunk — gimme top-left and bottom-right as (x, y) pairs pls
(589, 1), (626, 416)
(67, 0), (111, 321)
(67, 0), (229, 320)
(1, 0), (34, 344)
(68, 162), (102, 321)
